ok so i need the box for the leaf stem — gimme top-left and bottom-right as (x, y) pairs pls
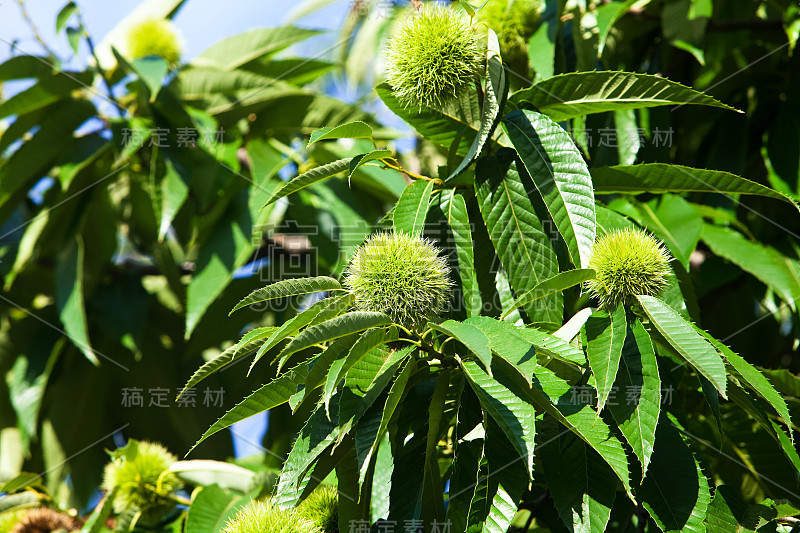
(381, 158), (443, 185)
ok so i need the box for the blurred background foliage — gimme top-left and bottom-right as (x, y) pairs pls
(0, 0), (798, 522)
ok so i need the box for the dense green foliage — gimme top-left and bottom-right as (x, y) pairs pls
(1, 0), (800, 532)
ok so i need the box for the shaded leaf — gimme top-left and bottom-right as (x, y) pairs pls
(638, 419), (711, 533)
(474, 150), (562, 325)
(701, 224), (800, 310)
(55, 238), (99, 366)
(697, 328), (792, 441)
(607, 317), (661, 477)
(540, 416), (617, 533)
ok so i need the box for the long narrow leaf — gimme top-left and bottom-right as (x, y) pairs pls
(503, 109), (596, 269)
(263, 158), (353, 207)
(188, 364), (308, 455)
(276, 311), (392, 365)
(585, 305), (626, 412)
(474, 150), (562, 324)
(606, 317), (661, 477)
(446, 29), (506, 181)
(230, 276), (342, 314)
(636, 295), (727, 398)
(511, 71), (740, 121)
(462, 361), (536, 481)
(394, 179), (434, 237)
(592, 163), (798, 210)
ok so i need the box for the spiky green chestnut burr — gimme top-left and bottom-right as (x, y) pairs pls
(477, 0), (541, 73)
(344, 232), (452, 330)
(125, 18), (182, 65)
(299, 486), (338, 533)
(221, 500), (320, 533)
(384, 5), (483, 109)
(585, 228), (672, 309)
(102, 440), (182, 518)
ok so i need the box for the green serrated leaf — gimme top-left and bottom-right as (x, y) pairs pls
(322, 327), (398, 416)
(276, 312), (392, 368)
(591, 163), (798, 210)
(636, 295), (727, 398)
(177, 326), (280, 401)
(540, 416), (616, 533)
(263, 158), (353, 207)
(466, 316), (584, 370)
(232, 326), (279, 358)
(697, 328), (792, 442)
(474, 150), (562, 324)
(230, 276), (342, 314)
(585, 305), (626, 413)
(496, 360), (633, 498)
(501, 269), (596, 320)
(188, 364), (309, 455)
(355, 355), (415, 486)
(394, 179), (435, 237)
(510, 71), (740, 121)
(308, 121), (374, 146)
(607, 317), (660, 478)
(269, 294), (356, 373)
(436, 191), (481, 317)
(462, 361), (535, 481)
(446, 29), (507, 181)
(431, 320), (492, 374)
(377, 83), (509, 155)
(503, 109), (596, 269)
(639, 419), (711, 533)
(273, 401), (340, 509)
